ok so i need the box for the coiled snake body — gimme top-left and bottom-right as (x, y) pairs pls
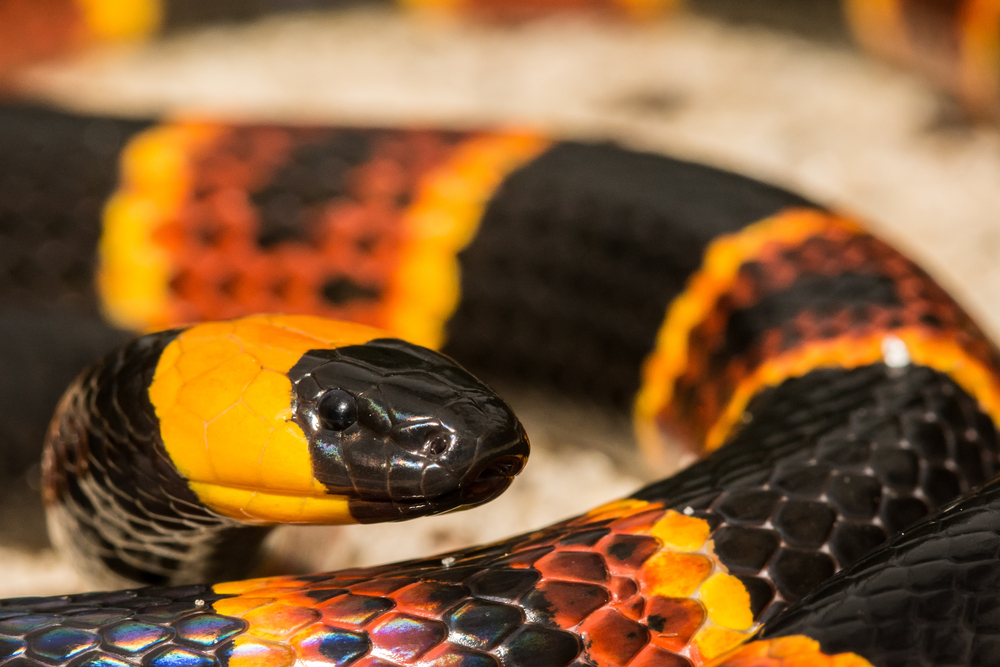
(1, 2), (1000, 667)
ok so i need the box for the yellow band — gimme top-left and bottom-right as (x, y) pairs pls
(633, 207), (1000, 458)
(98, 122), (223, 331)
(639, 508), (756, 660)
(188, 482), (353, 525)
(702, 327), (1000, 453)
(384, 131), (551, 349)
(148, 314), (389, 524)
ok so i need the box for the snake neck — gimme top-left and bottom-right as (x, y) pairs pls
(41, 329), (272, 588)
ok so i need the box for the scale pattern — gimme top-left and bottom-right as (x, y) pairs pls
(41, 328), (267, 588)
(104, 123), (470, 329)
(758, 475), (1000, 666)
(0, 105), (148, 314)
(0, 585), (243, 667)
(659, 218), (999, 450)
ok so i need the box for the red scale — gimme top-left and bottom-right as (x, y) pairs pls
(523, 580), (609, 627)
(595, 534), (661, 574)
(389, 582), (468, 619)
(534, 551), (609, 583)
(578, 607), (651, 665)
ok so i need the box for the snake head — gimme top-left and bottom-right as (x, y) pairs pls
(43, 316), (528, 586)
(290, 338), (529, 522)
(106, 315), (531, 529)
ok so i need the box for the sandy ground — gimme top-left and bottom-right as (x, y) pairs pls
(2, 7), (1000, 597)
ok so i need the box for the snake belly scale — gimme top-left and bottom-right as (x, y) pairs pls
(3, 2), (1000, 667)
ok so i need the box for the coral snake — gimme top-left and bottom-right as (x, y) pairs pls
(2, 1), (1000, 667)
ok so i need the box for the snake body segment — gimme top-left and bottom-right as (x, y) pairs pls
(6, 100), (1000, 664)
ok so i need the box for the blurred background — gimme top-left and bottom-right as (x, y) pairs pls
(3, 3), (1000, 597)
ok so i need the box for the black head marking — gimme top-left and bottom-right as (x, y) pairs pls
(288, 338), (529, 522)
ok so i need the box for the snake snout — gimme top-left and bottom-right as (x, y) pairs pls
(457, 418), (530, 505)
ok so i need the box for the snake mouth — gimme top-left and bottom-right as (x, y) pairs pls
(348, 453), (527, 523)
(187, 453), (525, 525)
(462, 454), (526, 503)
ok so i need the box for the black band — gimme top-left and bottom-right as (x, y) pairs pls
(444, 141), (817, 410)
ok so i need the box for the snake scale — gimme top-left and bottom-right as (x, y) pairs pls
(1, 1), (1000, 666)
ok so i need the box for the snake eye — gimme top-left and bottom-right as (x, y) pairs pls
(318, 389), (358, 432)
